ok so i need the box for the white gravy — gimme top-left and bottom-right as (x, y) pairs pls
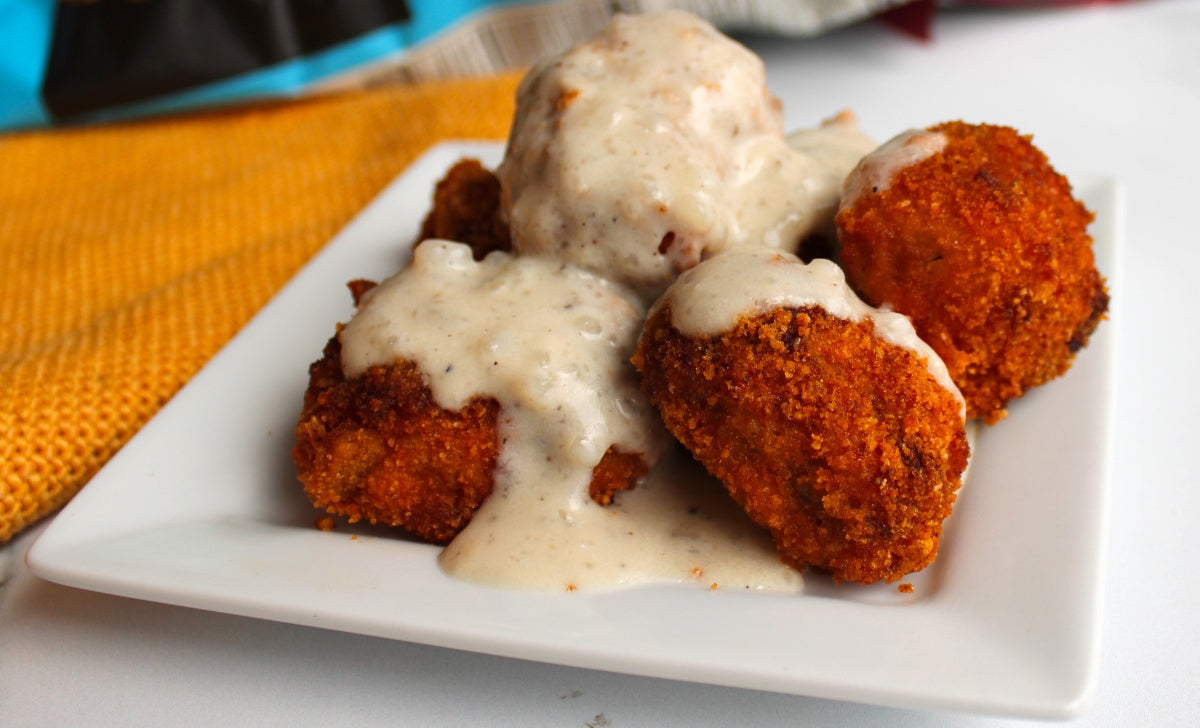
(338, 240), (802, 592)
(653, 248), (964, 413)
(497, 10), (875, 301)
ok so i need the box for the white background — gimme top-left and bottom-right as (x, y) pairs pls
(3, 1), (1197, 725)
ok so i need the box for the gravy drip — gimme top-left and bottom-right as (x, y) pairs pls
(786, 110), (879, 237)
(654, 248), (964, 413)
(497, 10), (874, 300)
(339, 241), (801, 592)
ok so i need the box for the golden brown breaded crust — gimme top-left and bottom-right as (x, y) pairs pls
(417, 158), (511, 260)
(293, 334), (501, 544)
(836, 121), (1108, 423)
(634, 305), (969, 584)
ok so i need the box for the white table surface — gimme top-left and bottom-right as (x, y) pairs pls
(3, 1), (1197, 725)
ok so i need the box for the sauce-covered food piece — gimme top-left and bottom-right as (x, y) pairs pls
(295, 240), (664, 546)
(836, 121), (1109, 423)
(634, 250), (970, 584)
(497, 10), (873, 300)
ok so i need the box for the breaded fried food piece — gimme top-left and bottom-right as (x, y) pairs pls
(293, 274), (651, 543)
(636, 306), (969, 584)
(836, 121), (1108, 423)
(295, 334), (649, 542)
(634, 251), (969, 584)
(417, 158), (510, 260)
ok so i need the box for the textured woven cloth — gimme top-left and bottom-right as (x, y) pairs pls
(0, 73), (522, 542)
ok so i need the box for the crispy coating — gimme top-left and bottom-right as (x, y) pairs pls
(293, 289), (648, 543)
(634, 305), (969, 584)
(836, 121), (1108, 423)
(417, 158), (511, 260)
(293, 334), (501, 544)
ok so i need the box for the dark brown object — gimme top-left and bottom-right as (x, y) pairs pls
(417, 158), (511, 260)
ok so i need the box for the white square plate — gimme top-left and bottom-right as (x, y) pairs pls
(28, 142), (1120, 720)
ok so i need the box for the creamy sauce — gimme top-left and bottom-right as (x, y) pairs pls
(841, 128), (948, 206)
(653, 248), (964, 413)
(442, 448), (803, 592)
(497, 10), (875, 301)
(341, 240), (661, 466)
(785, 110), (878, 236)
(339, 240), (802, 592)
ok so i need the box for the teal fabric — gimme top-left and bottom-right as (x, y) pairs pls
(0, 0), (531, 130)
(0, 0), (55, 128)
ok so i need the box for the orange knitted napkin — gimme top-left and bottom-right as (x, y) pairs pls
(0, 73), (522, 542)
